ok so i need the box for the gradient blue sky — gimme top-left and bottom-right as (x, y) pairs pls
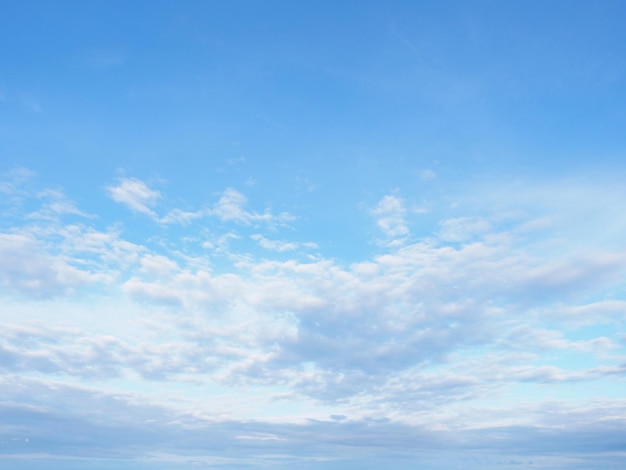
(2, 1), (626, 469)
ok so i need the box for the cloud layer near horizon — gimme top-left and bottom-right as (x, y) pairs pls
(1, 170), (626, 468)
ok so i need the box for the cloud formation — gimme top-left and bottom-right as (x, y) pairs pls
(1, 374), (625, 470)
(107, 177), (160, 216)
(211, 188), (294, 225)
(1, 173), (626, 469)
(106, 178), (294, 228)
(371, 194), (409, 244)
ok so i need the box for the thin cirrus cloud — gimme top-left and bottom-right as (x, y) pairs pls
(106, 177), (160, 217)
(251, 234), (318, 252)
(107, 177), (294, 227)
(211, 187), (295, 225)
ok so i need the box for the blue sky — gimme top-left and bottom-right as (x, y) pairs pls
(1, 1), (626, 468)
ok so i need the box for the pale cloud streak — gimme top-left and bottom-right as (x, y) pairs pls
(251, 234), (318, 252)
(107, 177), (161, 217)
(106, 179), (294, 227)
(211, 188), (295, 225)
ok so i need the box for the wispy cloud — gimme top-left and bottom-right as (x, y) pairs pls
(106, 179), (295, 228)
(371, 194), (409, 244)
(251, 234), (318, 252)
(28, 189), (92, 220)
(107, 177), (161, 217)
(211, 188), (294, 225)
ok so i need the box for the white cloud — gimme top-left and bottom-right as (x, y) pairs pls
(0, 167), (37, 216)
(100, 227), (626, 402)
(553, 300), (626, 325)
(104, 183), (295, 227)
(202, 232), (242, 253)
(371, 194), (409, 242)
(211, 188), (294, 225)
(106, 177), (161, 217)
(122, 277), (185, 307)
(0, 233), (100, 298)
(157, 208), (206, 224)
(28, 189), (91, 220)
(212, 187), (249, 222)
(251, 234), (318, 252)
(3, 172), (626, 469)
(0, 166), (35, 196)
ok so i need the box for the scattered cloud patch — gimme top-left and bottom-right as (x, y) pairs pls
(29, 189), (91, 220)
(211, 188), (294, 226)
(371, 194), (409, 243)
(103, 178), (296, 229)
(0, 167), (35, 196)
(107, 177), (161, 217)
(0, 233), (100, 298)
(251, 234), (318, 252)
(158, 208), (206, 225)
(2, 172), (626, 469)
